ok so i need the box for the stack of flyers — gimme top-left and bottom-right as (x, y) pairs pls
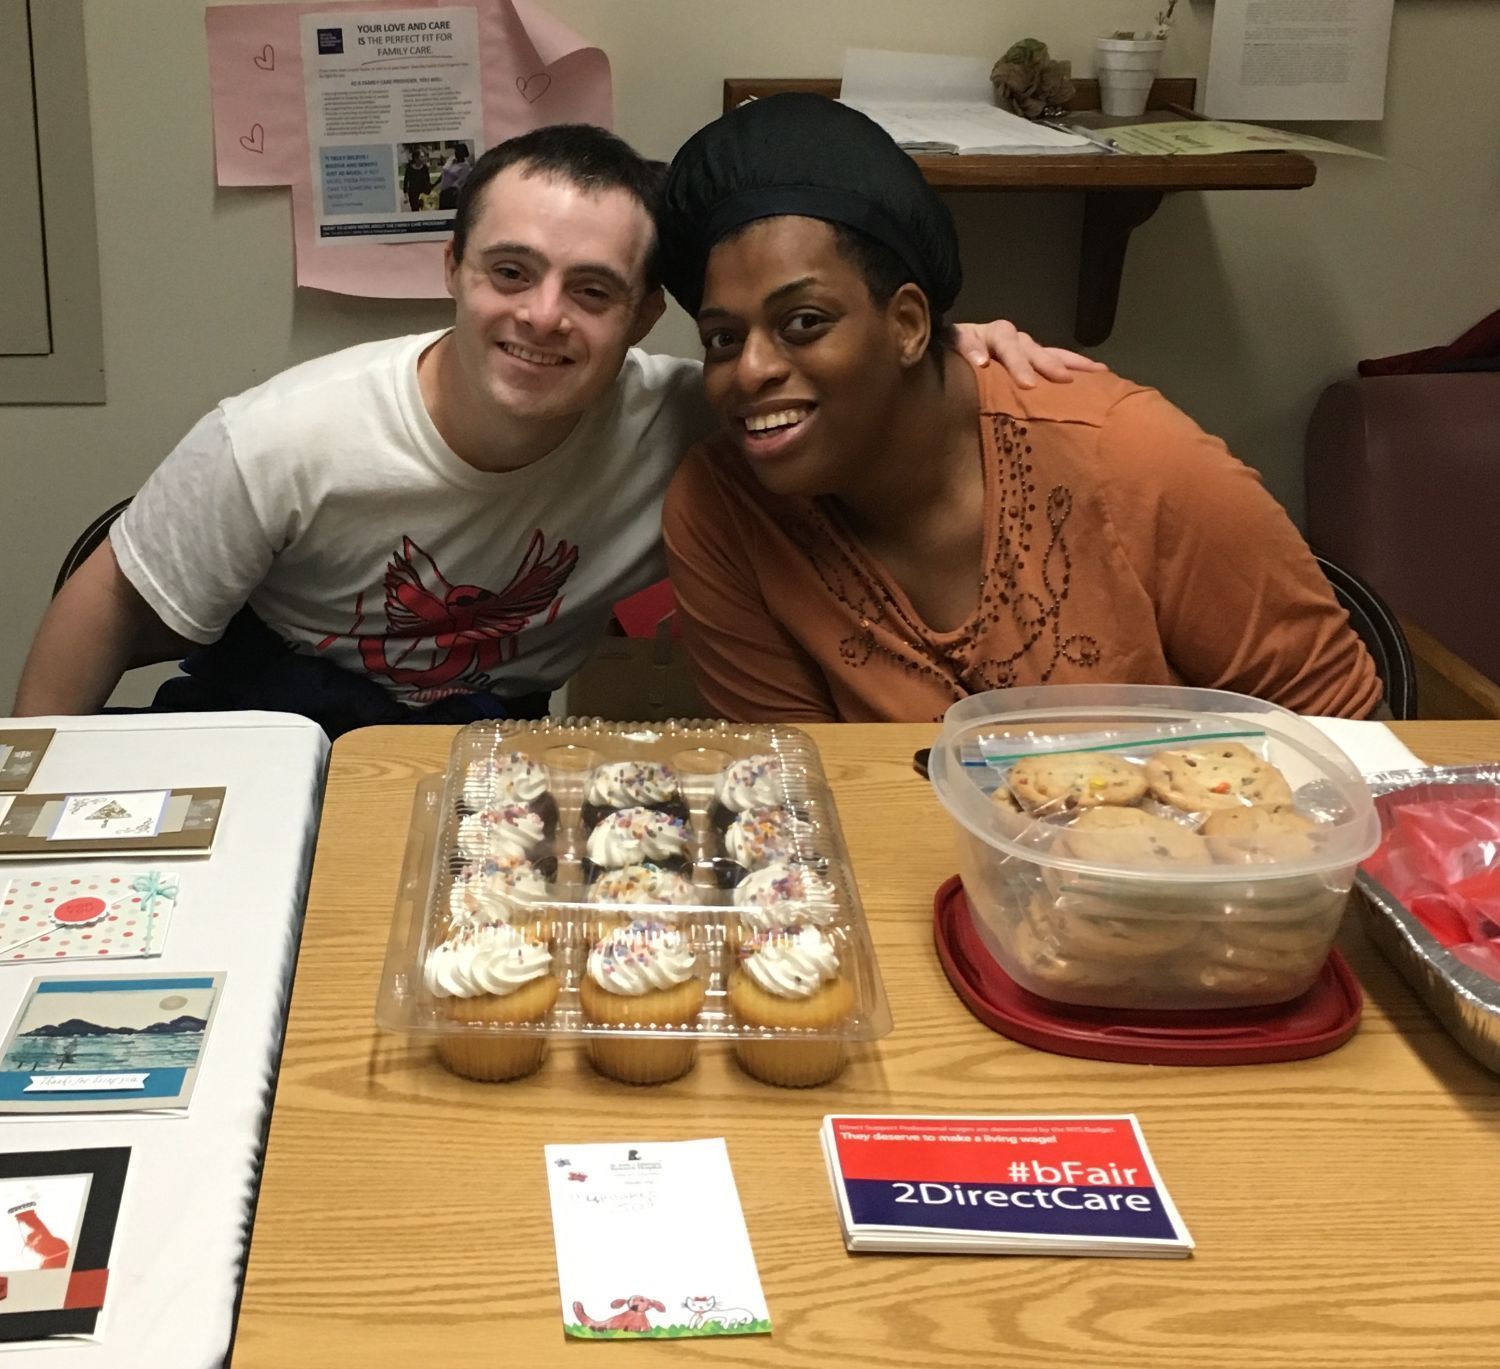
(820, 1114), (1193, 1257)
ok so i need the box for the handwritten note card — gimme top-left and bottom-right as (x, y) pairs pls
(544, 1138), (770, 1339)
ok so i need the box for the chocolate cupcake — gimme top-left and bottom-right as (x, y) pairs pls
(581, 760), (688, 829)
(584, 806), (692, 878)
(456, 804), (551, 864)
(709, 754), (786, 830)
(722, 806), (816, 877)
(460, 751), (558, 832)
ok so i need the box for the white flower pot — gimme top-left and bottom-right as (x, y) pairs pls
(1094, 36), (1165, 118)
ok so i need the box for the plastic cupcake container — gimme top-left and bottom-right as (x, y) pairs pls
(376, 719), (893, 1085)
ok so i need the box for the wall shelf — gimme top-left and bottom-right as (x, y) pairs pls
(723, 79), (1316, 344)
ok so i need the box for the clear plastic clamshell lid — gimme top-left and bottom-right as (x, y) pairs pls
(375, 718), (894, 1049)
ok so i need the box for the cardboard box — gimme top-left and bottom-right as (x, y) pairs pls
(566, 621), (712, 722)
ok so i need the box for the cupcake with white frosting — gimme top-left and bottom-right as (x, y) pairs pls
(456, 804), (550, 863)
(729, 925), (855, 1086)
(446, 856), (551, 936)
(425, 922), (559, 1081)
(460, 751), (558, 830)
(588, 863), (699, 909)
(732, 860), (838, 930)
(709, 754), (786, 829)
(581, 760), (687, 828)
(579, 918), (705, 1084)
(723, 806), (815, 874)
(584, 806), (692, 876)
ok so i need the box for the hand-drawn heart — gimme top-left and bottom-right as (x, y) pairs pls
(517, 72), (551, 104)
(253, 44), (275, 71)
(239, 123), (265, 154)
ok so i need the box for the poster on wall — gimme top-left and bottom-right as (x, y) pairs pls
(302, 7), (485, 245)
(205, 0), (612, 296)
(1205, 0), (1394, 121)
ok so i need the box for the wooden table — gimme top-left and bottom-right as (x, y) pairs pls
(724, 79), (1316, 344)
(233, 723), (1500, 1369)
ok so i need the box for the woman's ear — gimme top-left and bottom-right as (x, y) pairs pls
(889, 283), (933, 369)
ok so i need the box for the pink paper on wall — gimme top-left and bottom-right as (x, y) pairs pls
(204, 0), (612, 297)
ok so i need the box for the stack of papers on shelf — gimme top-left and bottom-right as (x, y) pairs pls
(840, 47), (1096, 156)
(1101, 120), (1381, 159)
(821, 1114), (1193, 1257)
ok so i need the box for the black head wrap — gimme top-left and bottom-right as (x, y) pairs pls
(658, 93), (961, 319)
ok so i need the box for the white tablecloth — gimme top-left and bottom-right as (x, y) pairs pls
(0, 713), (327, 1367)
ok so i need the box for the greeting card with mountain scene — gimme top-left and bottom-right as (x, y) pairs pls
(0, 974), (224, 1113)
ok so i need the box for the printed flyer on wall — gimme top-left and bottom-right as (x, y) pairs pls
(301, 6), (484, 244)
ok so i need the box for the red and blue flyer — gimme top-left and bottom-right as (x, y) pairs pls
(821, 1114), (1193, 1256)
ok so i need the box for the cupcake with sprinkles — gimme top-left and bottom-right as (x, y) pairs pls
(722, 806), (815, 875)
(731, 860), (839, 945)
(460, 750), (558, 831)
(425, 921), (559, 1081)
(456, 804), (550, 864)
(588, 863), (699, 909)
(729, 924), (855, 1087)
(710, 753), (786, 830)
(446, 855), (551, 937)
(579, 918), (705, 1083)
(581, 760), (688, 828)
(584, 806), (692, 877)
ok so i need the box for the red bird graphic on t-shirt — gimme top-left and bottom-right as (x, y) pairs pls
(357, 531), (578, 696)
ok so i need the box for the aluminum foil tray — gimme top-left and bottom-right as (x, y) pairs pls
(1356, 765), (1500, 1074)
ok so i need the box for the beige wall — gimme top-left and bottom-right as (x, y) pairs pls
(3, 0), (1498, 706)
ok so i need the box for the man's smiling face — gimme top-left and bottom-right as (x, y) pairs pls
(443, 164), (662, 428)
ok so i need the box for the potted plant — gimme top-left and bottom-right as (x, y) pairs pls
(1095, 1), (1178, 117)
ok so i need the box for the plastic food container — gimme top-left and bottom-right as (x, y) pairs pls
(376, 719), (891, 1086)
(928, 685), (1379, 1010)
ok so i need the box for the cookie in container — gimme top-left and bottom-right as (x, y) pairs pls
(928, 685), (1379, 1011)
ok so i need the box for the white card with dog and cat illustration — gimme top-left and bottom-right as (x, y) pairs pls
(544, 1138), (770, 1339)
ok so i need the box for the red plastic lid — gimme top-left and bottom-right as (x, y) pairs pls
(933, 876), (1362, 1066)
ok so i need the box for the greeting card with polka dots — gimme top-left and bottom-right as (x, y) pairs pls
(0, 870), (179, 964)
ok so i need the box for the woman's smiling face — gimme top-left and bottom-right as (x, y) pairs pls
(696, 216), (928, 497)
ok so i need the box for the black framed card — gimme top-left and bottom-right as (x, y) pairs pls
(0, 1147), (128, 1341)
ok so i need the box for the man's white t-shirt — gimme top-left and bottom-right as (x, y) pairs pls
(112, 331), (712, 706)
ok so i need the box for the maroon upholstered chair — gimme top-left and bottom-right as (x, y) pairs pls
(1305, 373), (1500, 717)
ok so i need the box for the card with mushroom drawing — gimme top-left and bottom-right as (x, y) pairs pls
(545, 1138), (770, 1338)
